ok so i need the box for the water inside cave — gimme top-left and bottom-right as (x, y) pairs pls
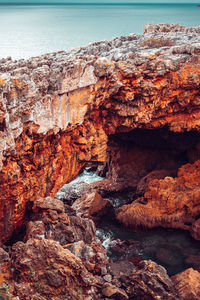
(96, 216), (200, 276)
(56, 168), (200, 276)
(56, 128), (200, 276)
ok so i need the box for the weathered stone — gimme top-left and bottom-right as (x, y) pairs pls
(11, 238), (97, 299)
(72, 192), (112, 221)
(1, 25), (200, 242)
(120, 260), (180, 299)
(143, 23), (200, 34)
(69, 215), (96, 244)
(190, 218), (200, 240)
(26, 221), (46, 240)
(136, 169), (176, 196)
(33, 197), (65, 214)
(171, 268), (200, 300)
(117, 160), (200, 233)
(66, 239), (108, 275)
(102, 283), (128, 299)
(0, 248), (9, 262)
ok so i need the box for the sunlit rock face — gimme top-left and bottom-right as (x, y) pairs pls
(0, 23), (200, 242)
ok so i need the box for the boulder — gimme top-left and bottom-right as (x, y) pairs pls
(171, 268), (200, 300)
(33, 197), (65, 214)
(190, 218), (200, 240)
(11, 238), (97, 299)
(72, 192), (112, 221)
(117, 160), (200, 233)
(120, 260), (180, 299)
(102, 283), (128, 299)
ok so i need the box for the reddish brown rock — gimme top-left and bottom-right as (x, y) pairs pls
(117, 160), (200, 232)
(136, 169), (176, 196)
(171, 268), (200, 300)
(66, 239), (108, 275)
(33, 196), (65, 214)
(11, 238), (98, 299)
(72, 192), (112, 221)
(119, 260), (180, 299)
(26, 196), (96, 245)
(0, 24), (200, 243)
(69, 215), (96, 245)
(190, 218), (200, 240)
(102, 283), (128, 299)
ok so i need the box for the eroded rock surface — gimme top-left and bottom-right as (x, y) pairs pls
(0, 24), (200, 242)
(109, 260), (180, 299)
(171, 268), (200, 300)
(117, 160), (200, 233)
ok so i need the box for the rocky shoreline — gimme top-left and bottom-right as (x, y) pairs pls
(0, 23), (200, 298)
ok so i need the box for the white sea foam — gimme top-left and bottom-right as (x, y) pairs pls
(55, 170), (103, 200)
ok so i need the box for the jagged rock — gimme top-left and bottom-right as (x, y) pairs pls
(102, 283), (128, 299)
(190, 218), (200, 240)
(0, 248), (9, 262)
(117, 160), (200, 234)
(136, 169), (176, 196)
(66, 239), (108, 275)
(119, 260), (180, 299)
(13, 283), (46, 300)
(143, 23), (200, 34)
(56, 181), (91, 204)
(26, 221), (46, 240)
(26, 196), (98, 245)
(110, 260), (135, 278)
(69, 215), (96, 244)
(66, 240), (95, 261)
(72, 192), (112, 221)
(11, 238), (97, 299)
(33, 197), (65, 213)
(26, 197), (74, 245)
(1, 25), (200, 242)
(171, 268), (200, 300)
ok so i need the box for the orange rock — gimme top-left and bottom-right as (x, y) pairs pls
(117, 160), (200, 231)
(0, 26), (200, 243)
(72, 192), (111, 221)
(171, 268), (200, 300)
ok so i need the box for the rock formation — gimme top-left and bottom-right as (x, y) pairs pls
(1, 24), (200, 242)
(117, 160), (200, 230)
(0, 23), (200, 299)
(171, 268), (200, 300)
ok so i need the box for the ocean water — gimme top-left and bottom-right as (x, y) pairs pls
(0, 3), (199, 59)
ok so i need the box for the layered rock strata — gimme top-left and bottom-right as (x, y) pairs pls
(0, 23), (200, 244)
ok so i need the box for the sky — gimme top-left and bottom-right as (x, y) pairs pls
(0, 0), (199, 3)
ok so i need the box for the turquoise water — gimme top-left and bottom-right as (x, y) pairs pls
(0, 3), (199, 59)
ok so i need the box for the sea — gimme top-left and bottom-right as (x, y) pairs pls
(0, 3), (199, 60)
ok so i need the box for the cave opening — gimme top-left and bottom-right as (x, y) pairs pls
(104, 127), (200, 203)
(95, 127), (200, 276)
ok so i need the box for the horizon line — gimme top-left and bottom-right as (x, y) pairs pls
(0, 2), (199, 4)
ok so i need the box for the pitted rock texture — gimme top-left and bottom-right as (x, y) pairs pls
(0, 24), (200, 242)
(143, 23), (200, 34)
(115, 260), (180, 299)
(117, 160), (200, 231)
(11, 238), (97, 300)
(171, 268), (200, 300)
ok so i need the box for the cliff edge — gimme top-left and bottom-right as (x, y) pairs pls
(0, 23), (200, 242)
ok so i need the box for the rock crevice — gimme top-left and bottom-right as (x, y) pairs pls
(0, 23), (200, 244)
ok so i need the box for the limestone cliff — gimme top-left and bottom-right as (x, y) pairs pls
(0, 23), (200, 242)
